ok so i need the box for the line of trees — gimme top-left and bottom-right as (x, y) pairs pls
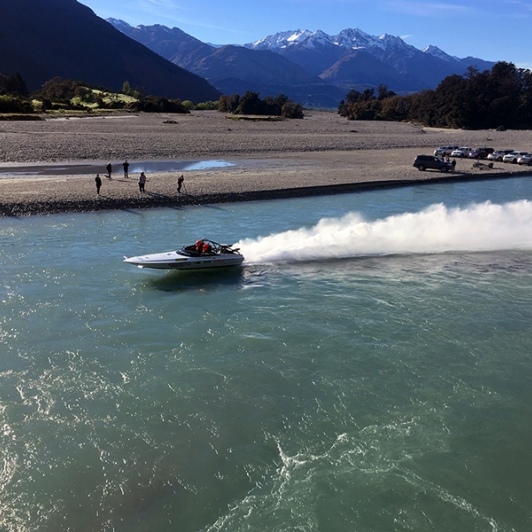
(0, 71), (33, 113)
(218, 91), (304, 118)
(0, 74), (192, 114)
(0, 73), (305, 118)
(339, 61), (532, 130)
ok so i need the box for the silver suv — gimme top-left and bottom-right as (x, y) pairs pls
(413, 155), (452, 172)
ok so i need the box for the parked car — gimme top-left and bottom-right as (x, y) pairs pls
(413, 155), (452, 172)
(517, 153), (532, 165)
(487, 149), (514, 162)
(469, 147), (494, 159)
(450, 147), (473, 158)
(434, 145), (459, 156)
(502, 151), (529, 163)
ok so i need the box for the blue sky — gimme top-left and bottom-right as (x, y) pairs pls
(81, 0), (531, 68)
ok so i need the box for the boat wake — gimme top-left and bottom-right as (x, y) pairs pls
(237, 200), (532, 264)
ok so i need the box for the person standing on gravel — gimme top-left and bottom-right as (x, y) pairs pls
(122, 159), (129, 178)
(106, 162), (112, 179)
(177, 174), (184, 193)
(138, 172), (146, 193)
(95, 174), (102, 195)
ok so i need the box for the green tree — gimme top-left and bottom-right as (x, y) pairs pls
(122, 81), (132, 96)
(38, 78), (84, 102)
(0, 72), (28, 97)
(236, 91), (263, 115)
(218, 94), (240, 112)
(281, 101), (304, 119)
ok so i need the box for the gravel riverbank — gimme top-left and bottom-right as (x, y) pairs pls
(1, 110), (531, 216)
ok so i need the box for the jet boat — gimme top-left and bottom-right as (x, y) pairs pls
(124, 239), (244, 270)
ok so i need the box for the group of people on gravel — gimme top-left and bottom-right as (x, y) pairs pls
(103, 160), (128, 180)
(94, 159), (185, 196)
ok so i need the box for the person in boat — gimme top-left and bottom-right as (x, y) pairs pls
(195, 239), (204, 253)
(202, 242), (212, 254)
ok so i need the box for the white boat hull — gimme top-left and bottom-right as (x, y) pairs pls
(124, 241), (244, 270)
(124, 251), (244, 270)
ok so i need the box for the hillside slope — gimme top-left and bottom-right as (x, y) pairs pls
(0, 0), (220, 101)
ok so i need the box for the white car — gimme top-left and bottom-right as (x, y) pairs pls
(517, 153), (532, 166)
(450, 147), (473, 158)
(487, 150), (514, 162)
(502, 151), (529, 163)
(434, 145), (459, 156)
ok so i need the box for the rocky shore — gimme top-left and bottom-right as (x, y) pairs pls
(1, 110), (531, 216)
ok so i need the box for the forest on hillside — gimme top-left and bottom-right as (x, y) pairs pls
(338, 62), (532, 130)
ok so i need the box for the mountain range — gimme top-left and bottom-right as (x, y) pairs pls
(0, 0), (497, 109)
(110, 21), (496, 108)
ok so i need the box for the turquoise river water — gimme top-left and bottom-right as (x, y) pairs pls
(1, 176), (532, 531)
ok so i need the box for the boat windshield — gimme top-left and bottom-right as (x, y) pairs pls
(181, 240), (239, 256)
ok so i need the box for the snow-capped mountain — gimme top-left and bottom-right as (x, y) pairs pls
(244, 28), (495, 91)
(249, 28), (385, 52)
(248, 28), (421, 57)
(110, 21), (497, 108)
(423, 45), (457, 62)
(246, 28), (489, 70)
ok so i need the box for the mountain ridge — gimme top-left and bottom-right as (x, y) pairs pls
(111, 20), (496, 108)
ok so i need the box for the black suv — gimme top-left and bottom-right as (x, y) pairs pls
(469, 147), (494, 159)
(413, 155), (452, 172)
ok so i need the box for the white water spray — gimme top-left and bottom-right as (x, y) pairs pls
(237, 200), (532, 264)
